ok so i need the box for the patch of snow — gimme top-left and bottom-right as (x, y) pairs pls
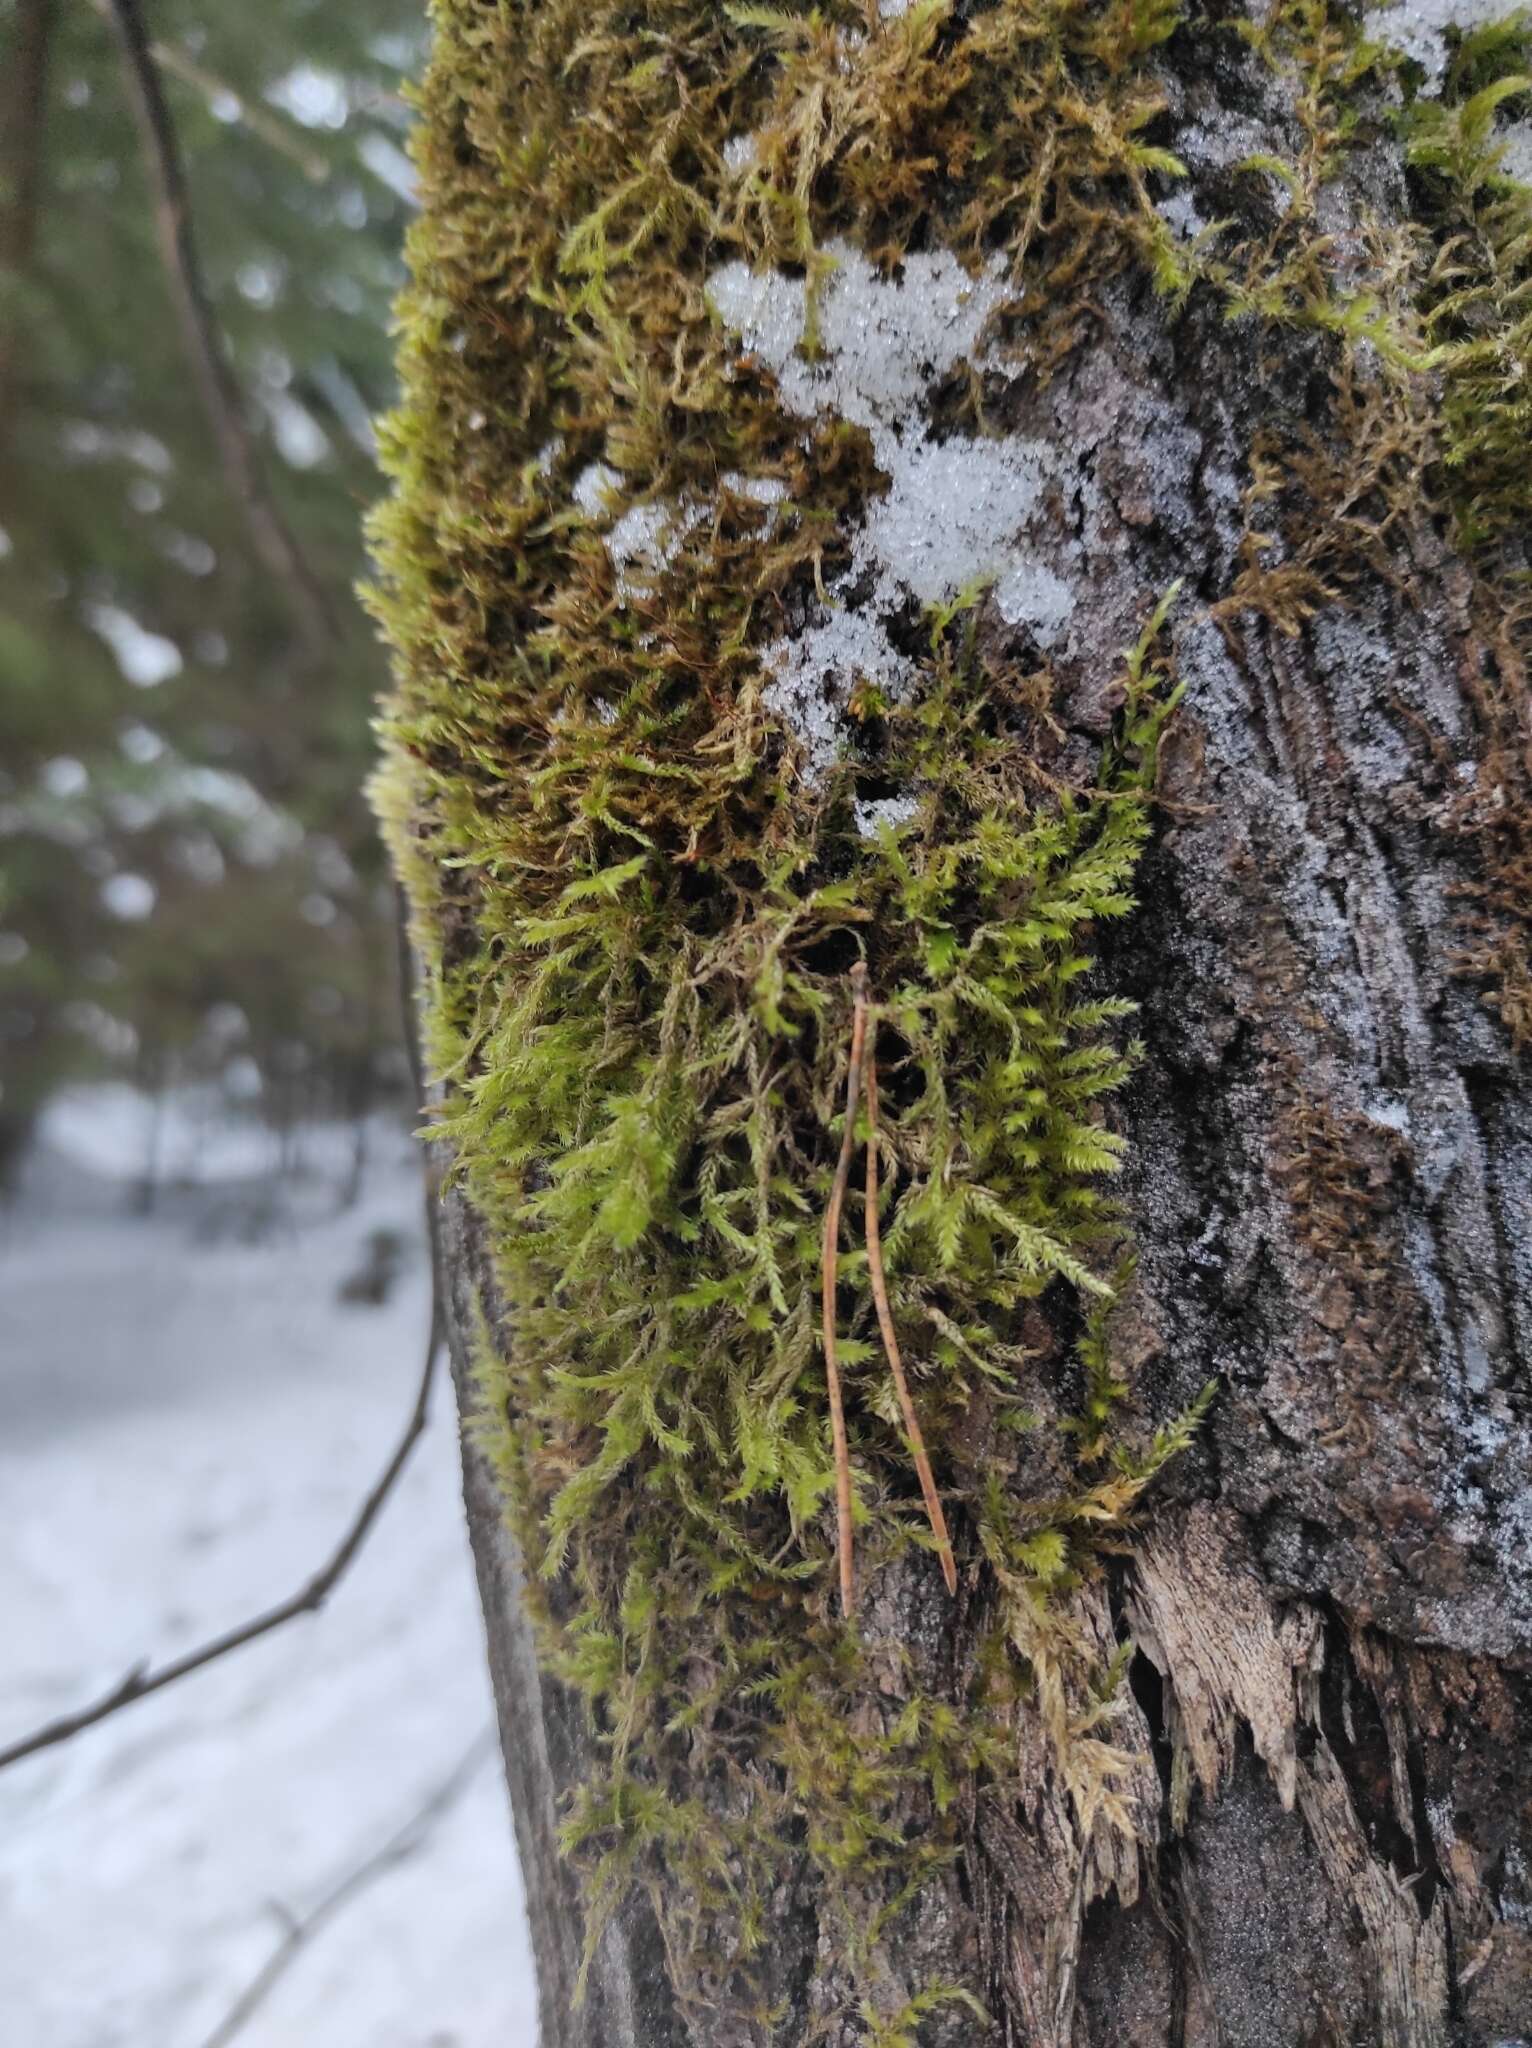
(1370, 0), (1527, 86)
(572, 460), (621, 519)
(708, 240), (1078, 773)
(1501, 1843), (1532, 1927)
(996, 559), (1078, 639)
(722, 470), (788, 506)
(709, 242), (1009, 430)
(605, 497), (685, 600)
(1363, 1094), (1412, 1135)
(1158, 187), (1209, 241)
(578, 465), (787, 603)
(0, 1135), (533, 2047)
(853, 793), (921, 836)
(1502, 118), (1532, 184)
(861, 435), (1048, 613)
(764, 612), (919, 767)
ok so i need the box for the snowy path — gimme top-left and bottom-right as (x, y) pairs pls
(0, 1126), (536, 2047)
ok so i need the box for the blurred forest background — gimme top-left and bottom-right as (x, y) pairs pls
(0, 9), (535, 2043)
(1, 0), (425, 1196)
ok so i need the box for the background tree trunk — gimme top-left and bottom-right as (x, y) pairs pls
(376, 2), (1532, 2041)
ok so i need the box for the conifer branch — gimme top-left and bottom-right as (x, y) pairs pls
(100, 0), (336, 656)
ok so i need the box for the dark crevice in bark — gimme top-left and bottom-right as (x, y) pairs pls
(1316, 1607), (1440, 1912)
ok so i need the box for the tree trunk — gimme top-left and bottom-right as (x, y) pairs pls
(372, 1), (1532, 2042)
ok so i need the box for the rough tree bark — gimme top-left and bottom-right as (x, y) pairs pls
(372, 1), (1532, 2043)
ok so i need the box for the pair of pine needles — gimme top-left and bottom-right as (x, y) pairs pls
(821, 962), (959, 1619)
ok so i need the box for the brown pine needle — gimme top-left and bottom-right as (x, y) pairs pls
(821, 960), (868, 1619)
(863, 1042), (959, 1598)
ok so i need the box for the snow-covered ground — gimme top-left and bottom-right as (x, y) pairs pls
(0, 1098), (536, 2047)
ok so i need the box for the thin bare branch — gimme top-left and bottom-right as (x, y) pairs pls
(0, 1288), (443, 1773)
(863, 1039), (959, 1597)
(99, 0), (335, 655)
(146, 40), (332, 184)
(198, 1729), (495, 2048)
(0, 0), (59, 465)
(821, 959), (868, 1619)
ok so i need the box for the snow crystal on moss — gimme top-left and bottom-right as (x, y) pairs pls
(1502, 118), (1532, 184)
(708, 241), (1080, 770)
(853, 792), (921, 835)
(1371, 0), (1528, 86)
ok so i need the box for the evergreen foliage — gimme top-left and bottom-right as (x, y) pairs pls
(0, 0), (422, 1166)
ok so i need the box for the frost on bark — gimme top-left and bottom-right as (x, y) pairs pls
(368, 0), (1532, 2042)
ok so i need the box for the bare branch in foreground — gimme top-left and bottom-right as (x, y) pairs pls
(0, 1287), (443, 1773)
(198, 1729), (495, 2048)
(99, 0), (336, 656)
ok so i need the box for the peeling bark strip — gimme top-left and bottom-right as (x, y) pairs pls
(369, 0), (1532, 2040)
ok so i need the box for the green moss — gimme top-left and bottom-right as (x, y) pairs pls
(364, 0), (1208, 2025)
(1405, 12), (1532, 557)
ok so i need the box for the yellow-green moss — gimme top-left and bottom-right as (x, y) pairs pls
(365, 0), (1204, 2024)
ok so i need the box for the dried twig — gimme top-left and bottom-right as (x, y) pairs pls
(0, 1287), (443, 1774)
(198, 1729), (495, 2048)
(0, 0), (59, 464)
(863, 1042), (959, 1597)
(100, 0), (335, 656)
(821, 960), (868, 1619)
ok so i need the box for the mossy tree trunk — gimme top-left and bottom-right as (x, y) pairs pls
(369, 2), (1532, 2043)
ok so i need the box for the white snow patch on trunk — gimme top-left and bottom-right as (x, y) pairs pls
(1502, 117), (1532, 184)
(707, 241), (1080, 774)
(1371, 0), (1528, 86)
(853, 792), (921, 836)
(576, 462), (786, 602)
